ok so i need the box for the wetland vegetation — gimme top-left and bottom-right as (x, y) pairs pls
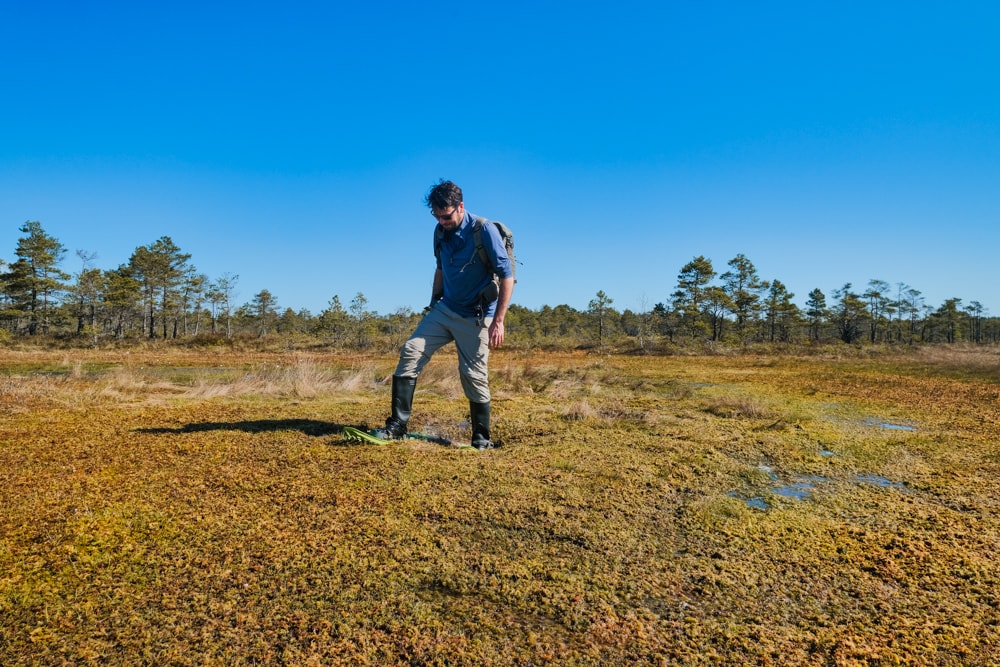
(1, 345), (998, 665)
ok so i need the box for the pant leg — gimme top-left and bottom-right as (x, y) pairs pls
(450, 311), (492, 403)
(394, 303), (455, 378)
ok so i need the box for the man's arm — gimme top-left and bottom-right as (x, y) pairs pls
(427, 268), (444, 311)
(488, 276), (514, 348)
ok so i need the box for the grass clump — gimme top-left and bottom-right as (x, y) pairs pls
(704, 395), (777, 420)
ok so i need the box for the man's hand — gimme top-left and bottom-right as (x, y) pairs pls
(488, 276), (514, 349)
(488, 319), (505, 349)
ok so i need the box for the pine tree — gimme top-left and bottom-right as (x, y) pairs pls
(672, 256), (715, 339)
(588, 290), (614, 348)
(805, 288), (828, 342)
(129, 237), (192, 338)
(721, 253), (766, 341)
(4, 221), (70, 335)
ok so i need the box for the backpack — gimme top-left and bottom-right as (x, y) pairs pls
(434, 216), (517, 284)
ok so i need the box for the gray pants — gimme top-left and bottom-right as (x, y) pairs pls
(394, 302), (491, 403)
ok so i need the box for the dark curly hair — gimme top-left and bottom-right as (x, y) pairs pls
(425, 180), (463, 210)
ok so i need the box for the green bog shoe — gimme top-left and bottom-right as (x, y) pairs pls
(342, 426), (391, 445)
(341, 426), (476, 449)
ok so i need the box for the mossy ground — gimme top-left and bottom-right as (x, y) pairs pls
(1, 348), (998, 665)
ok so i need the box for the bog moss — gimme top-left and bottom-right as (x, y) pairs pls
(1, 348), (998, 665)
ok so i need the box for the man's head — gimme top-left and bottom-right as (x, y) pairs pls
(426, 180), (464, 232)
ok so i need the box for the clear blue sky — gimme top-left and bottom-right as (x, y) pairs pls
(2, 2), (998, 317)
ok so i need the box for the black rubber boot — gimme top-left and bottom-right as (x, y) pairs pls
(376, 375), (415, 439)
(470, 401), (495, 450)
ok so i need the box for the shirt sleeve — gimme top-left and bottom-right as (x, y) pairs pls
(482, 222), (513, 279)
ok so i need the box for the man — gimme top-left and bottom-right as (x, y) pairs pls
(375, 180), (514, 449)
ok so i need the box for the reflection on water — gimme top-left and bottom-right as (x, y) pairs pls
(853, 473), (906, 489)
(865, 419), (917, 432)
(733, 470), (907, 511)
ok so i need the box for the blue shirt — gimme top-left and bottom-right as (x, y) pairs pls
(435, 211), (513, 317)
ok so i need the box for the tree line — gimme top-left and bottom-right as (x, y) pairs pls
(2, 221), (997, 350)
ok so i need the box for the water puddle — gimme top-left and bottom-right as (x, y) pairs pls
(853, 474), (906, 489)
(865, 419), (917, 431)
(772, 476), (827, 501)
(757, 463), (778, 478)
(731, 474), (828, 510)
(742, 496), (769, 511)
(771, 485), (811, 501)
(732, 469), (906, 510)
(821, 409), (918, 433)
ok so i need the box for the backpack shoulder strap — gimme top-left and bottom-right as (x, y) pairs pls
(436, 217), (494, 272)
(472, 217), (491, 271)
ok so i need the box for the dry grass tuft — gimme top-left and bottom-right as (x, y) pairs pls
(913, 344), (1000, 378)
(333, 363), (377, 393)
(705, 395), (778, 420)
(561, 399), (597, 421)
(405, 356), (466, 399)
